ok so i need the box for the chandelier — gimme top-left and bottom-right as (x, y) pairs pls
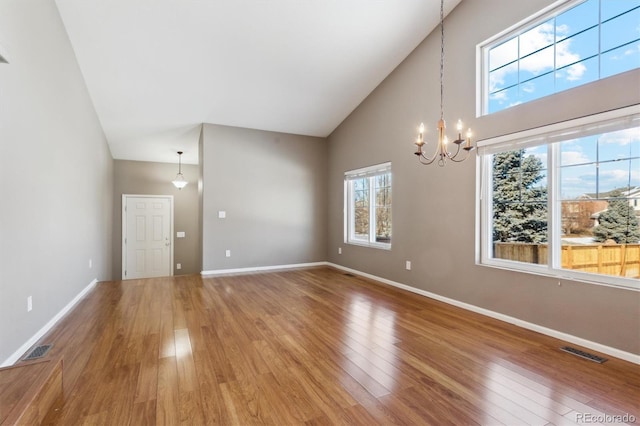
(171, 151), (188, 189)
(414, 0), (474, 166)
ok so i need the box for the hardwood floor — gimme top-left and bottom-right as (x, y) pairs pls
(25, 267), (639, 425)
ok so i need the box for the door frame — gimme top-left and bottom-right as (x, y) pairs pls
(122, 194), (174, 280)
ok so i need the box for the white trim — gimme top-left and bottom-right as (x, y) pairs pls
(344, 161), (391, 179)
(476, 261), (640, 292)
(344, 164), (393, 250)
(345, 240), (392, 251)
(1, 279), (98, 367)
(475, 37), (486, 118)
(476, 0), (639, 116)
(476, 106), (640, 290)
(201, 261), (329, 276)
(477, 0), (575, 50)
(326, 262), (640, 365)
(477, 105), (640, 153)
(476, 0), (574, 116)
(343, 180), (348, 244)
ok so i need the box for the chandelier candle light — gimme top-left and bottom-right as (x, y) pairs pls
(414, 0), (474, 166)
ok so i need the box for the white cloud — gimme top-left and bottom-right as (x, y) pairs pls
(490, 90), (508, 101)
(560, 164), (640, 198)
(603, 42), (639, 61)
(556, 24), (569, 37)
(489, 38), (518, 71)
(489, 63), (516, 93)
(561, 150), (590, 165)
(599, 127), (640, 146)
(600, 169), (635, 180)
(520, 22), (555, 57)
(563, 176), (591, 185)
(489, 21), (587, 101)
(565, 62), (587, 81)
(624, 43), (640, 57)
(598, 167), (640, 191)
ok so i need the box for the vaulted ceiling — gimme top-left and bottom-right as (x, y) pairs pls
(54, 0), (461, 164)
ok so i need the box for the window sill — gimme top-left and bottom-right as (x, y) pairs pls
(477, 258), (640, 292)
(346, 240), (392, 251)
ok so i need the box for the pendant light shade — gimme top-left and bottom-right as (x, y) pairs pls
(172, 151), (188, 189)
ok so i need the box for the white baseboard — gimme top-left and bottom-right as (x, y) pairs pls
(201, 261), (329, 276)
(327, 263), (640, 365)
(1, 278), (98, 367)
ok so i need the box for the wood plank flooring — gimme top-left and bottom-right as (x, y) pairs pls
(0, 358), (63, 425)
(24, 267), (639, 425)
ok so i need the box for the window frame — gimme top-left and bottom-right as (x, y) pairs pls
(476, 0), (640, 116)
(344, 162), (392, 250)
(476, 105), (640, 290)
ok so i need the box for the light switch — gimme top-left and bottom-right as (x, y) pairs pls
(218, 211), (226, 219)
(177, 231), (186, 238)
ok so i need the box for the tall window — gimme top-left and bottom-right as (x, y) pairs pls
(345, 163), (392, 249)
(478, 106), (640, 289)
(479, 0), (640, 115)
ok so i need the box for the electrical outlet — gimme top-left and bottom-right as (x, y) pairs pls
(89, 258), (92, 269)
(225, 250), (231, 257)
(27, 296), (32, 312)
(338, 247), (342, 255)
(406, 261), (412, 270)
(177, 263), (182, 270)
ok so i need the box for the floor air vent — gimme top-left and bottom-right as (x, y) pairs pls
(560, 346), (607, 364)
(23, 344), (53, 361)
(343, 273), (355, 277)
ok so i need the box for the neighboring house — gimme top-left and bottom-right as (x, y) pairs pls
(561, 198), (608, 234)
(583, 187), (640, 227)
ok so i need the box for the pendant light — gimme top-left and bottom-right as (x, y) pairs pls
(172, 151), (188, 189)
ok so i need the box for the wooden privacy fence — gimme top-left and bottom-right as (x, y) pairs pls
(494, 242), (640, 278)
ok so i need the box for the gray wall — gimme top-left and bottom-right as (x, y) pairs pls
(113, 160), (201, 277)
(201, 124), (327, 271)
(327, 0), (640, 355)
(0, 1), (114, 364)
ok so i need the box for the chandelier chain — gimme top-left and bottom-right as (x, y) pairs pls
(412, 0), (474, 166)
(440, 0), (444, 120)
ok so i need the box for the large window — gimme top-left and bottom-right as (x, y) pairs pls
(479, 0), (640, 115)
(345, 162), (392, 249)
(478, 106), (640, 289)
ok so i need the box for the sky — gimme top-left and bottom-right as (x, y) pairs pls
(489, 0), (640, 201)
(488, 0), (640, 113)
(523, 128), (640, 200)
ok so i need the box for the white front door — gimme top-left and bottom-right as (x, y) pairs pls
(122, 195), (173, 279)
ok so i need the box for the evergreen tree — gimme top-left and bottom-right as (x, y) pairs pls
(592, 191), (640, 244)
(493, 150), (548, 243)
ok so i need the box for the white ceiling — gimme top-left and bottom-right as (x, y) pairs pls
(54, 0), (461, 165)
